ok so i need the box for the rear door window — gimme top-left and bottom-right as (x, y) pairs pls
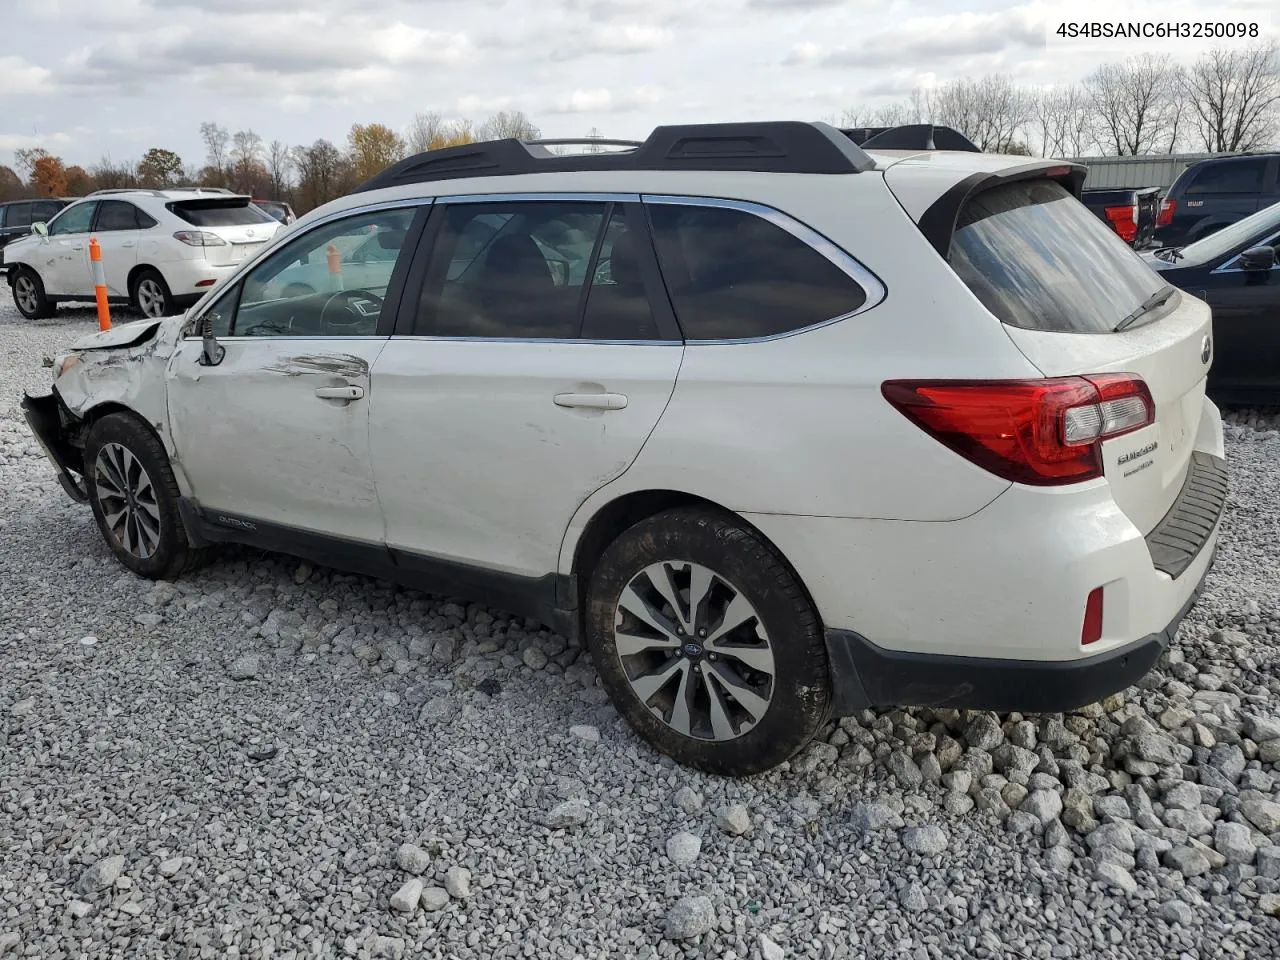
(948, 179), (1165, 334)
(1185, 160), (1266, 195)
(646, 202), (867, 340)
(169, 199), (276, 227)
(7, 203), (32, 229)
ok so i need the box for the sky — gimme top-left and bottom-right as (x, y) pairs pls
(2, 0), (1276, 170)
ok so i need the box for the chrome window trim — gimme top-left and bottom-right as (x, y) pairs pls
(440, 192), (641, 204)
(1211, 228), (1280, 275)
(182, 197), (435, 339)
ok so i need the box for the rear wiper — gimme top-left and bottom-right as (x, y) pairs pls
(1114, 285), (1176, 332)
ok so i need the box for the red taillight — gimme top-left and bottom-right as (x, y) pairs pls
(1082, 587), (1104, 645)
(195, 279), (216, 287)
(1156, 198), (1175, 228)
(1103, 204), (1138, 243)
(880, 375), (1154, 486)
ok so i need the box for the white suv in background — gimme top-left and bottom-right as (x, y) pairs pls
(5, 188), (281, 320)
(21, 122), (1227, 776)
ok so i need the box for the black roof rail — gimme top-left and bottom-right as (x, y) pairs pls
(352, 120), (877, 192)
(841, 124), (981, 153)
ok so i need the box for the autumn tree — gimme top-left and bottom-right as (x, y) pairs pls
(0, 166), (23, 201)
(1182, 41), (1280, 153)
(1085, 54), (1183, 155)
(347, 123), (406, 183)
(64, 165), (94, 196)
(477, 110), (540, 141)
(292, 139), (349, 211)
(27, 155), (69, 197)
(136, 148), (184, 188)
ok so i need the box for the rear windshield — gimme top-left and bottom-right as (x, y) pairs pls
(948, 179), (1165, 333)
(168, 200), (276, 228)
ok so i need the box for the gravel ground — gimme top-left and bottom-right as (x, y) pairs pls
(2, 299), (1280, 960)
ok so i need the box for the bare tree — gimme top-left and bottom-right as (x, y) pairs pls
(1182, 41), (1280, 153)
(200, 122), (230, 180)
(920, 75), (1034, 152)
(406, 111), (448, 153)
(1033, 85), (1097, 157)
(477, 110), (541, 141)
(1084, 54), (1181, 155)
(267, 140), (292, 197)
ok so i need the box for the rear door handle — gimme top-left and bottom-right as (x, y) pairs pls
(553, 392), (628, 410)
(314, 385), (365, 401)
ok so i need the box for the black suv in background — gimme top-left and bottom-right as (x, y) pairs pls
(0, 198), (73, 273)
(1155, 154), (1280, 247)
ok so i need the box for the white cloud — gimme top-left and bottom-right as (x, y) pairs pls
(0, 57), (54, 97)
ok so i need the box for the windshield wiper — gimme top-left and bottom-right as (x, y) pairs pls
(1114, 285), (1176, 332)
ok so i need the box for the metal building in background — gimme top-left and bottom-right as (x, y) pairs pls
(1065, 153), (1231, 191)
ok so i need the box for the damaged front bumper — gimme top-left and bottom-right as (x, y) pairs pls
(21, 391), (88, 503)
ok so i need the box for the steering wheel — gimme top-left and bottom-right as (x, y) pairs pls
(319, 289), (384, 335)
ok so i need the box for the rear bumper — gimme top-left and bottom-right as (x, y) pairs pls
(21, 391), (88, 503)
(824, 543), (1214, 713)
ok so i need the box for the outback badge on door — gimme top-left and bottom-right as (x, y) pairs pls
(1201, 334), (1212, 366)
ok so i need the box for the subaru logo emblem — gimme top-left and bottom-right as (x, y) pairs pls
(682, 642), (703, 657)
(1201, 334), (1212, 365)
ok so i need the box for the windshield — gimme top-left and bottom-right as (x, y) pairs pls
(1173, 200), (1280, 265)
(948, 179), (1165, 333)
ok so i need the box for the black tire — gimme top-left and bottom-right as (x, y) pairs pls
(11, 267), (54, 319)
(130, 268), (173, 319)
(585, 507), (831, 776)
(83, 412), (207, 579)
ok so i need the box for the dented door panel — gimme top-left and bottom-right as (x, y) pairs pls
(165, 336), (389, 542)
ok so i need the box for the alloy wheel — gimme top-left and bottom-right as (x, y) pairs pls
(14, 276), (38, 314)
(93, 442), (162, 559)
(613, 560), (776, 742)
(137, 279), (166, 318)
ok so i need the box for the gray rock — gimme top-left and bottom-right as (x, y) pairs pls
(1094, 860), (1138, 894)
(396, 843), (431, 875)
(1257, 846), (1280, 880)
(1214, 821), (1257, 865)
(1162, 781), (1201, 811)
(1157, 901), (1194, 926)
(666, 831), (702, 865)
(716, 804), (752, 836)
(886, 750), (923, 789)
(1022, 789), (1064, 825)
(1164, 808), (1213, 836)
(445, 866), (471, 898)
(664, 895), (715, 940)
(943, 792), (975, 816)
(1209, 744), (1247, 781)
(1006, 811), (1039, 834)
(228, 654), (260, 681)
(673, 786), (704, 814)
(370, 935), (405, 959)
(993, 744), (1040, 777)
(75, 855), (125, 894)
(1044, 819), (1069, 848)
(522, 646), (549, 670)
(1046, 847), (1074, 872)
(1135, 734), (1177, 765)
(1240, 798), (1280, 833)
(758, 934), (785, 960)
(1093, 795), (1131, 821)
(419, 887), (450, 912)
(67, 901), (93, 919)
(569, 724), (600, 743)
(390, 878), (423, 914)
(851, 801), (903, 832)
(0, 933), (20, 957)
(1159, 708), (1195, 731)
(1243, 714), (1280, 743)
(1260, 740), (1280, 764)
(899, 882), (928, 912)
(1086, 822), (1136, 855)
(543, 799), (590, 829)
(157, 857), (183, 878)
(1164, 845), (1211, 878)
(965, 714), (1004, 751)
(901, 825), (948, 856)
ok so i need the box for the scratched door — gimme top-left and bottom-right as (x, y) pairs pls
(166, 335), (390, 543)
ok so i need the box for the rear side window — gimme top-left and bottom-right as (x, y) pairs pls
(32, 201), (65, 220)
(1185, 160), (1266, 196)
(948, 179), (1164, 334)
(647, 203), (867, 340)
(6, 203), (32, 229)
(169, 200), (276, 227)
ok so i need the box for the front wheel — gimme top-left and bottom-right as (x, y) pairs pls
(11, 267), (54, 319)
(131, 269), (173, 319)
(83, 412), (206, 579)
(585, 508), (831, 776)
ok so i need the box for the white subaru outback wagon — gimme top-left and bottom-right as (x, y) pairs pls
(22, 121), (1227, 776)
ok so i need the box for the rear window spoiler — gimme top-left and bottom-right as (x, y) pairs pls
(916, 161), (1088, 258)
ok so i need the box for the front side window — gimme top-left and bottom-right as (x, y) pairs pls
(418, 201), (607, 339)
(220, 207), (417, 338)
(48, 201), (97, 236)
(647, 203), (867, 340)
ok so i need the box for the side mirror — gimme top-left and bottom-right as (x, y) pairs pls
(198, 310), (225, 367)
(1239, 245), (1277, 271)
(31, 222), (48, 238)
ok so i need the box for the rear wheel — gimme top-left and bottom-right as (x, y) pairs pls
(11, 267), (54, 319)
(585, 507), (831, 776)
(131, 269), (173, 319)
(83, 413), (206, 579)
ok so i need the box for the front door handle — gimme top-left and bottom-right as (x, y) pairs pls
(121, 242), (135, 249)
(554, 392), (628, 410)
(314, 385), (365, 401)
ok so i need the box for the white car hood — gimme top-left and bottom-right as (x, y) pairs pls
(70, 315), (178, 351)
